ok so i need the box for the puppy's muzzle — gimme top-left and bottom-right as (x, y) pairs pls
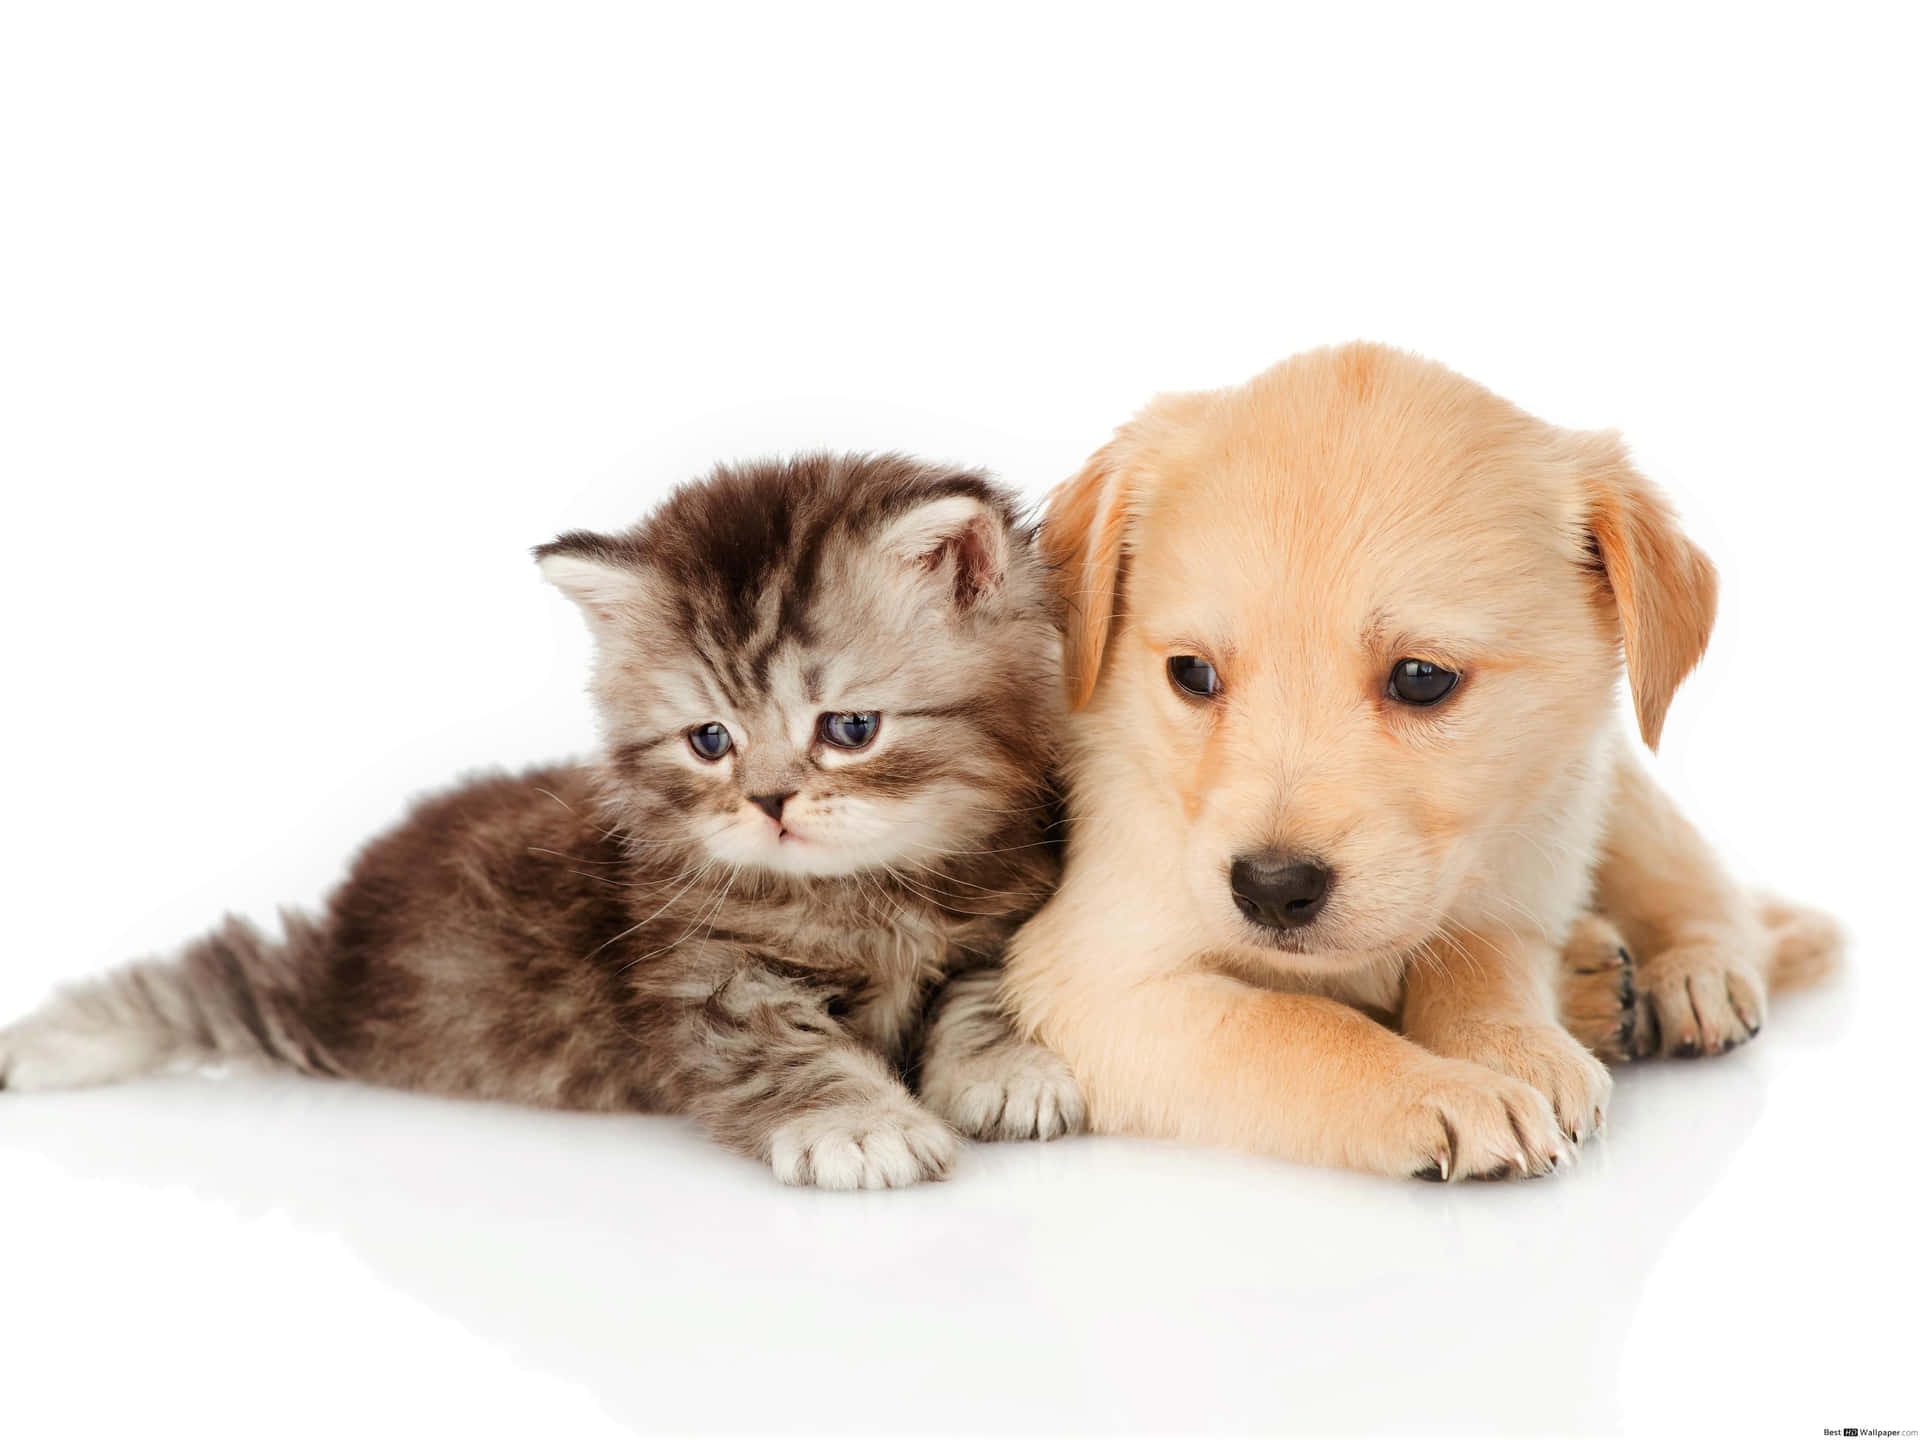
(1229, 852), (1333, 932)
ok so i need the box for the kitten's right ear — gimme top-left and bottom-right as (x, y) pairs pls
(1042, 431), (1141, 710)
(535, 532), (652, 637)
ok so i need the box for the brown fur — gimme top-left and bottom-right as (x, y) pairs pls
(0, 454), (1083, 1189)
(1005, 344), (1841, 1181)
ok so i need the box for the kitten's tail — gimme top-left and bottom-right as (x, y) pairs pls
(0, 914), (343, 1093)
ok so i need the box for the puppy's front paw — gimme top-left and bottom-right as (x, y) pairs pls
(1380, 1059), (1568, 1181)
(767, 1099), (958, 1190)
(920, 1037), (1085, 1142)
(1632, 939), (1766, 1059)
(1440, 1019), (1613, 1144)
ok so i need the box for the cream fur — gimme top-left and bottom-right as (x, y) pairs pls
(1004, 343), (1839, 1182)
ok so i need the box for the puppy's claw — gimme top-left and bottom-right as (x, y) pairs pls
(1559, 917), (1640, 1063)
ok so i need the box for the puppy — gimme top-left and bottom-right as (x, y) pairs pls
(1003, 343), (1839, 1181)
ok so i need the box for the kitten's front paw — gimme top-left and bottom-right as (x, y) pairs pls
(920, 1039), (1085, 1142)
(767, 1099), (958, 1190)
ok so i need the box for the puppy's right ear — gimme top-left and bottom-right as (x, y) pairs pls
(535, 532), (654, 640)
(1042, 434), (1138, 710)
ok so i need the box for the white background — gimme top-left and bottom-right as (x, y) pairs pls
(2, 4), (1915, 1436)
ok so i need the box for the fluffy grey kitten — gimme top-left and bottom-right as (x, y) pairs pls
(0, 454), (1083, 1188)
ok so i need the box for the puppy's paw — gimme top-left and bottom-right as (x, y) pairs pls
(1382, 1058), (1568, 1182)
(1439, 1019), (1613, 1144)
(919, 1036), (1085, 1142)
(1559, 914), (1639, 1063)
(767, 1098), (958, 1190)
(1631, 939), (1767, 1059)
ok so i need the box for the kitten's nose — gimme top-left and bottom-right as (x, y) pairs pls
(1228, 852), (1333, 931)
(749, 792), (796, 822)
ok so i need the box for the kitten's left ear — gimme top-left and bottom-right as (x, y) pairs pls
(877, 492), (1011, 610)
(535, 531), (655, 638)
(1574, 434), (1718, 751)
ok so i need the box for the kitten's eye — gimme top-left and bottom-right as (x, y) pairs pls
(818, 712), (880, 750)
(1167, 655), (1222, 699)
(1387, 659), (1459, 706)
(687, 723), (733, 760)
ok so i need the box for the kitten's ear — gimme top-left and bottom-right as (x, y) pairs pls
(876, 492), (1011, 610)
(535, 532), (654, 638)
(1572, 433), (1718, 751)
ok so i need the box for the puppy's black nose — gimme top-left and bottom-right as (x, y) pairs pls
(1229, 853), (1333, 931)
(750, 792), (795, 821)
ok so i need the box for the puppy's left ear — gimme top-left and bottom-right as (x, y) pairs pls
(1576, 436), (1718, 751)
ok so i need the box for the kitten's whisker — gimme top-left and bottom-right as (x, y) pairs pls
(527, 846), (623, 868)
(913, 839), (1062, 859)
(880, 864), (1016, 917)
(596, 859), (718, 963)
(690, 865), (740, 965)
(616, 872), (738, 973)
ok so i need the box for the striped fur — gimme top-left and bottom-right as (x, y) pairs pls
(1, 454), (1079, 1188)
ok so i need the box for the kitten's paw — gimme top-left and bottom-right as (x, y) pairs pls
(1631, 939), (1767, 1059)
(767, 1099), (958, 1190)
(1376, 1058), (1569, 1182)
(920, 1039), (1085, 1142)
(1434, 1018), (1612, 1145)
(1559, 914), (1638, 1063)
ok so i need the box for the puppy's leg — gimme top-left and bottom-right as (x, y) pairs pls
(1595, 754), (1773, 1058)
(917, 968), (1085, 1142)
(1006, 925), (1567, 1180)
(1558, 895), (1840, 1065)
(1402, 930), (1613, 1143)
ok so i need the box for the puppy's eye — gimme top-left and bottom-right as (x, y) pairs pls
(1167, 655), (1222, 699)
(819, 711), (880, 749)
(1387, 659), (1459, 706)
(687, 723), (733, 760)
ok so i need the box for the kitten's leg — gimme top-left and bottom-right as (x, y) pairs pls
(1, 916), (338, 1092)
(665, 960), (959, 1190)
(916, 968), (1085, 1142)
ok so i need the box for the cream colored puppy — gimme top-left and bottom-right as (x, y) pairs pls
(1004, 343), (1838, 1181)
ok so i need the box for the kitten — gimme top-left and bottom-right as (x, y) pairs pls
(0, 453), (1083, 1188)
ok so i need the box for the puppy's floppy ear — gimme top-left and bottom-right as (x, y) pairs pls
(1043, 434), (1138, 710)
(535, 531), (656, 640)
(1576, 436), (1718, 751)
(876, 491), (1010, 610)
